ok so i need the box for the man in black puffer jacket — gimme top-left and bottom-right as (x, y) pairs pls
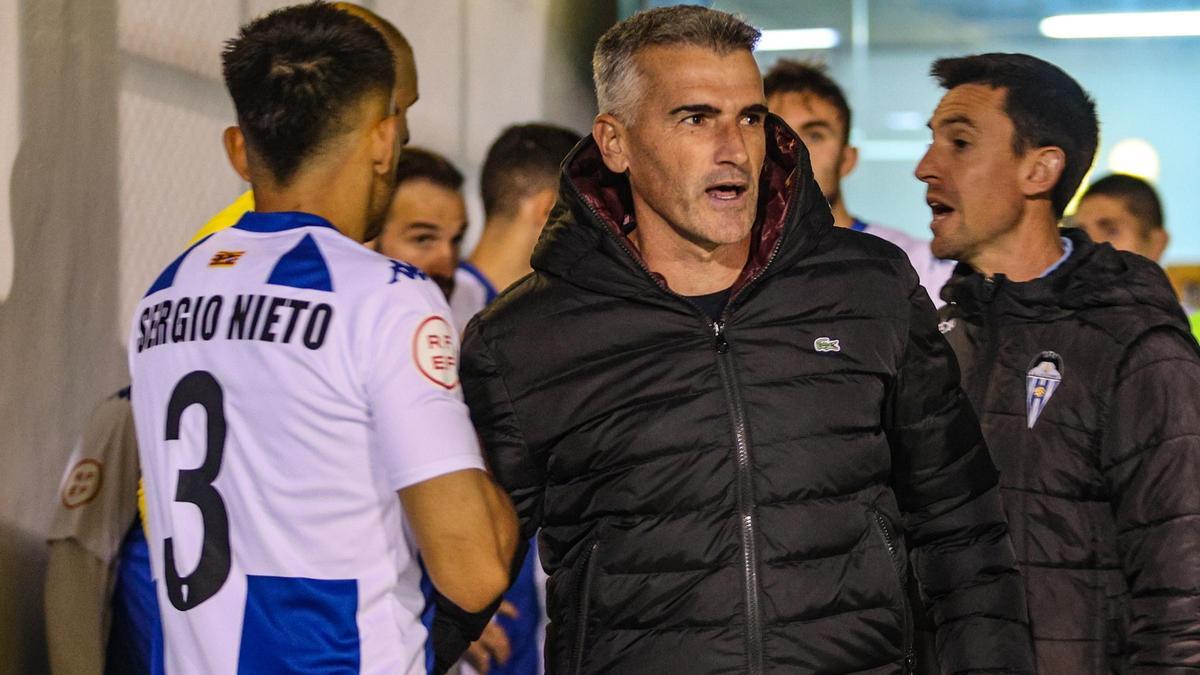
(459, 7), (1033, 674)
(918, 53), (1200, 672)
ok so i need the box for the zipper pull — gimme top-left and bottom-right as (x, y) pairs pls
(713, 321), (729, 354)
(982, 275), (999, 301)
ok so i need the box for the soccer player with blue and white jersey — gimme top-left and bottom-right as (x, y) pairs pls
(127, 6), (518, 674)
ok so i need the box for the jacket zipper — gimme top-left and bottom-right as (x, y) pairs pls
(571, 540), (600, 675)
(706, 183), (796, 675)
(870, 509), (914, 673)
(563, 162), (803, 675)
(714, 319), (763, 674)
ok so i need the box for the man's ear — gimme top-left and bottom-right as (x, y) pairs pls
(371, 114), (398, 176)
(1021, 146), (1066, 199)
(593, 113), (630, 174)
(1146, 227), (1169, 263)
(223, 126), (251, 182)
(838, 144), (859, 180)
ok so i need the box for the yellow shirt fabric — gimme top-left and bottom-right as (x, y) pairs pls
(188, 190), (256, 244)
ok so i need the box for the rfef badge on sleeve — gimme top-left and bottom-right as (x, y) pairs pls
(1025, 351), (1063, 429)
(413, 315), (459, 389)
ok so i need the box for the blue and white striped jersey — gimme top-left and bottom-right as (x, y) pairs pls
(128, 210), (484, 674)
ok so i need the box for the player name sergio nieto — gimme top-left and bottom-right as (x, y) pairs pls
(135, 293), (333, 353)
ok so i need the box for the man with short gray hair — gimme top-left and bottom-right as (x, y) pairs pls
(462, 6), (1034, 673)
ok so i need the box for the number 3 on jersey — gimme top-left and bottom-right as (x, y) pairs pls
(164, 370), (231, 611)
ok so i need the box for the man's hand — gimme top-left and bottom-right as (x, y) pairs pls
(462, 601), (521, 673)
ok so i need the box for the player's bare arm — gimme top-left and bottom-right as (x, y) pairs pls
(400, 468), (519, 612)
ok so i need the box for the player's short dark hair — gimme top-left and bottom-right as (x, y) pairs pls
(480, 124), (582, 219)
(763, 59), (851, 143)
(931, 53), (1098, 219)
(222, 2), (396, 185)
(1082, 173), (1164, 234)
(395, 147), (464, 192)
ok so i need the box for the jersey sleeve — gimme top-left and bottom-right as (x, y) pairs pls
(363, 285), (485, 492)
(47, 393), (141, 563)
(1103, 328), (1200, 668)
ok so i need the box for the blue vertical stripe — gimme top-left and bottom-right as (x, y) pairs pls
(418, 559), (437, 675)
(106, 524), (159, 674)
(237, 575), (360, 674)
(144, 235), (213, 297)
(267, 233), (334, 292)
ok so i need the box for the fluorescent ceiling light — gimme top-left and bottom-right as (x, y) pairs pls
(884, 111), (925, 132)
(758, 28), (840, 51)
(1040, 11), (1200, 39)
(1107, 138), (1161, 182)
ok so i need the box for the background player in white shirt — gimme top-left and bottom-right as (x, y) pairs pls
(466, 124), (583, 303)
(375, 129), (584, 675)
(764, 59), (954, 306)
(368, 147), (477, 332)
(369, 146), (523, 674)
(128, 6), (518, 673)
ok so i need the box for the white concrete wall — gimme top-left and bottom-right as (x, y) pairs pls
(1, 0), (18, 305)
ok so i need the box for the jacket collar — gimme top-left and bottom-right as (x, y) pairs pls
(233, 211), (338, 234)
(942, 228), (1188, 329)
(531, 114), (832, 302)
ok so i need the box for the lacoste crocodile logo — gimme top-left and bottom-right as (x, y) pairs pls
(813, 336), (841, 353)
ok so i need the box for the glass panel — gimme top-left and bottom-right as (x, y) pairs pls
(629, 0), (1200, 264)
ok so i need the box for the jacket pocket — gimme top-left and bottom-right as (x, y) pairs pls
(571, 540), (600, 675)
(870, 508), (915, 673)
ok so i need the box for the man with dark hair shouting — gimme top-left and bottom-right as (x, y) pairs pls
(920, 53), (1200, 671)
(128, 5), (517, 673)
(460, 6), (1033, 674)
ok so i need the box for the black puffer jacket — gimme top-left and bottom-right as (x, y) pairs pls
(939, 229), (1200, 673)
(461, 118), (1033, 674)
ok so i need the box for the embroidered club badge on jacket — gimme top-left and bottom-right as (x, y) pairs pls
(1026, 351), (1063, 429)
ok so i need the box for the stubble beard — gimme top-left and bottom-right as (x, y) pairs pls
(362, 175), (396, 243)
(682, 189), (758, 249)
(930, 226), (971, 263)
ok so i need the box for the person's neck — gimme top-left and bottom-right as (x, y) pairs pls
(252, 167), (372, 242)
(968, 209), (1064, 283)
(828, 195), (854, 230)
(631, 207), (749, 297)
(468, 215), (539, 292)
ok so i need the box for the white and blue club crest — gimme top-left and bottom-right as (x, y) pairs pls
(1025, 351), (1063, 429)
